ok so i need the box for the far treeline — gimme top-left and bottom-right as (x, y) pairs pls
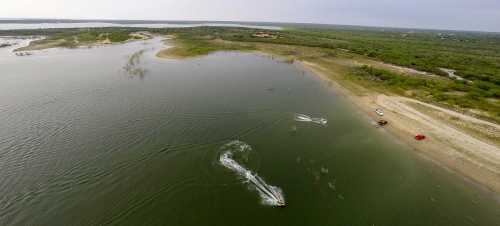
(1, 25), (499, 122)
(151, 26), (500, 122)
(171, 26), (500, 94)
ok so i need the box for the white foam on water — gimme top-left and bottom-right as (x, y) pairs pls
(219, 140), (285, 207)
(294, 114), (328, 126)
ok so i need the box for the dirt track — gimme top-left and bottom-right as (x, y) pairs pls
(301, 61), (500, 193)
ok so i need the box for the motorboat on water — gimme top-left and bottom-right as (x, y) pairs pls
(294, 114), (328, 126)
(313, 118), (328, 126)
(276, 199), (286, 208)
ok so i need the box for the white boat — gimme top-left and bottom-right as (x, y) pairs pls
(375, 108), (384, 116)
(294, 114), (328, 126)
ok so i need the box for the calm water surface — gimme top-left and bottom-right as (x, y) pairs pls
(0, 22), (280, 30)
(0, 37), (499, 225)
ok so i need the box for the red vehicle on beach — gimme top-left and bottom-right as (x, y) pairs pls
(415, 134), (426, 141)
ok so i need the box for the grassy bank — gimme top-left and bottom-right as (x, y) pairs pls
(153, 27), (499, 123)
(156, 34), (255, 59)
(347, 66), (500, 121)
(4, 26), (499, 122)
(3, 25), (500, 193)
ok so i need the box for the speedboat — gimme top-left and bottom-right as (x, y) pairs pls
(276, 200), (286, 208)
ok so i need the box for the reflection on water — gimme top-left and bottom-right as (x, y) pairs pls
(123, 49), (148, 79)
(0, 36), (499, 225)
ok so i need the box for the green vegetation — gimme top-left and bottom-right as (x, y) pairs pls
(286, 28), (500, 85)
(3, 26), (499, 122)
(152, 26), (500, 83)
(348, 66), (500, 121)
(107, 32), (132, 42)
(123, 50), (147, 78)
(151, 26), (500, 122)
(158, 31), (255, 58)
(75, 31), (131, 43)
(76, 31), (102, 42)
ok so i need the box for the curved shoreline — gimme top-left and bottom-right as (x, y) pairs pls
(156, 42), (500, 195)
(297, 60), (500, 196)
(10, 33), (499, 195)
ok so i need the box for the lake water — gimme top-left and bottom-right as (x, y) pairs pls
(0, 22), (280, 30)
(0, 37), (499, 225)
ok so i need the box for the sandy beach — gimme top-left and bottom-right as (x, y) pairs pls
(156, 40), (500, 194)
(155, 40), (500, 195)
(300, 61), (500, 195)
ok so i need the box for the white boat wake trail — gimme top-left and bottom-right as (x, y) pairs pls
(294, 114), (328, 126)
(219, 140), (285, 207)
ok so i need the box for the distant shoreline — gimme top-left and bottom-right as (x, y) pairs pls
(0, 21), (281, 31)
(0, 19), (498, 33)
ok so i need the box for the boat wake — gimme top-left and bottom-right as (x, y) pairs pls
(294, 114), (328, 126)
(219, 140), (285, 207)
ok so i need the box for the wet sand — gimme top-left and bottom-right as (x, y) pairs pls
(300, 61), (500, 195)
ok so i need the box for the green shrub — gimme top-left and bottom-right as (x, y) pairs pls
(107, 32), (131, 42)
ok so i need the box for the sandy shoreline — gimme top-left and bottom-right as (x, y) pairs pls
(298, 61), (500, 196)
(6, 32), (499, 197)
(12, 32), (153, 52)
(155, 40), (500, 195)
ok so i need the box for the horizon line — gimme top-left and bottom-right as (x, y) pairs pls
(0, 17), (499, 34)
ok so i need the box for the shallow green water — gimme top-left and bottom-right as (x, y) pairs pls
(0, 37), (499, 226)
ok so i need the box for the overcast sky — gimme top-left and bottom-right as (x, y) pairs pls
(1, 0), (499, 32)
